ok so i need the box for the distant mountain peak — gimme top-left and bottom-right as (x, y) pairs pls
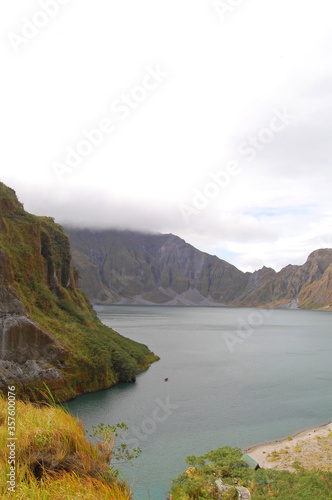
(65, 227), (332, 311)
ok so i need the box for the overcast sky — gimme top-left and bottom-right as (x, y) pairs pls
(1, 0), (332, 272)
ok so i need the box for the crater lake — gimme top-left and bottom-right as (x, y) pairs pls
(66, 305), (332, 500)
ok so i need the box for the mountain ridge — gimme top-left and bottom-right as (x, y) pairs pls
(65, 228), (332, 311)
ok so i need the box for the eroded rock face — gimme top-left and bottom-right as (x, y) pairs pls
(0, 316), (66, 365)
(66, 229), (250, 305)
(0, 359), (62, 384)
(66, 229), (332, 309)
(0, 248), (65, 385)
(0, 249), (24, 316)
(0, 285), (25, 317)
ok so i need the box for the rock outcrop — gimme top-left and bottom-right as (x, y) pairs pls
(0, 248), (66, 385)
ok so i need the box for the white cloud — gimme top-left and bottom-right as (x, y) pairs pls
(1, 0), (332, 272)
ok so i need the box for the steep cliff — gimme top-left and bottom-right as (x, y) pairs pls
(238, 249), (332, 309)
(0, 183), (157, 402)
(66, 229), (250, 306)
(66, 228), (332, 310)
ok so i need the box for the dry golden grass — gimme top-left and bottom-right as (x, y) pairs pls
(0, 395), (132, 499)
(1, 472), (132, 500)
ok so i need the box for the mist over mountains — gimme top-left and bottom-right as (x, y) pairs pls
(66, 228), (332, 310)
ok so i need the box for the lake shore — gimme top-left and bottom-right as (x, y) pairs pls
(245, 422), (332, 471)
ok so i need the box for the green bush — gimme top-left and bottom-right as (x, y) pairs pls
(171, 446), (332, 500)
(111, 349), (138, 382)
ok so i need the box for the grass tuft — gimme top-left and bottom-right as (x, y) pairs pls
(0, 395), (131, 499)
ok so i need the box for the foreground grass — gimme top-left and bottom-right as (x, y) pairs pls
(0, 395), (131, 499)
(1, 473), (132, 500)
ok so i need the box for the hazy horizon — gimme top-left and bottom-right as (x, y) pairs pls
(4, 179), (327, 274)
(2, 1), (332, 272)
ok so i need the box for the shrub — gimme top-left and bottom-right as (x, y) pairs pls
(171, 446), (332, 500)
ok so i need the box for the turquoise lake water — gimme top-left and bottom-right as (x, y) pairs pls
(66, 306), (332, 500)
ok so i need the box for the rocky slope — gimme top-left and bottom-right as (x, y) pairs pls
(66, 229), (250, 305)
(0, 183), (157, 402)
(239, 249), (332, 309)
(66, 228), (332, 311)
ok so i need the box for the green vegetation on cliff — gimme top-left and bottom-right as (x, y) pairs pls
(0, 182), (158, 402)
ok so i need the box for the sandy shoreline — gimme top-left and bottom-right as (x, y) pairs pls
(245, 422), (332, 471)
